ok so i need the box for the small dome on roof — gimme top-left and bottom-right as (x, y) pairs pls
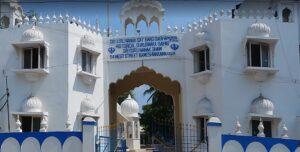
(251, 94), (274, 115)
(80, 34), (95, 47)
(121, 94), (139, 118)
(248, 22), (271, 37)
(196, 97), (213, 115)
(22, 96), (43, 112)
(22, 26), (44, 41)
(80, 98), (96, 114)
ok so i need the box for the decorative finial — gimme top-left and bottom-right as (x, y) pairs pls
(65, 13), (70, 21)
(235, 116), (242, 135)
(220, 10), (225, 16)
(52, 14), (57, 23)
(65, 115), (72, 131)
(181, 26), (185, 33)
(24, 16), (29, 25)
(213, 12), (218, 20)
(208, 15), (213, 23)
(59, 13), (63, 23)
(167, 25), (171, 33)
(40, 115), (48, 132)
(257, 118), (265, 137)
(39, 15), (44, 24)
(15, 115), (22, 132)
(187, 24), (192, 32)
(31, 16), (37, 26)
(173, 25), (178, 33)
(45, 15), (50, 23)
(71, 16), (76, 22)
(128, 94), (132, 99)
(281, 123), (289, 139)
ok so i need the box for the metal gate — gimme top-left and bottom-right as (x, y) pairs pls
(96, 125), (126, 152)
(96, 122), (208, 152)
(141, 119), (209, 152)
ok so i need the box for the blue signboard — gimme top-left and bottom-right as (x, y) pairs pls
(108, 35), (179, 59)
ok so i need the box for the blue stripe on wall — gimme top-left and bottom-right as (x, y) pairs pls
(0, 131), (82, 146)
(222, 134), (300, 151)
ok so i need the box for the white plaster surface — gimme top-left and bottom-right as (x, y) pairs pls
(21, 137), (41, 152)
(62, 136), (82, 152)
(245, 142), (267, 152)
(222, 140), (244, 152)
(269, 144), (290, 152)
(41, 137), (62, 152)
(1, 137), (20, 152)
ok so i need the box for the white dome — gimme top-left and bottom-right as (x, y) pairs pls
(80, 98), (96, 114)
(251, 95), (274, 115)
(196, 97), (213, 115)
(22, 26), (44, 41)
(80, 34), (95, 47)
(121, 94), (139, 118)
(22, 96), (43, 112)
(248, 22), (271, 37)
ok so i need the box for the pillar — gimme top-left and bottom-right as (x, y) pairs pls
(82, 117), (96, 152)
(207, 117), (222, 152)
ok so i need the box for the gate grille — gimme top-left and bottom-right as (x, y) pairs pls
(96, 122), (208, 152)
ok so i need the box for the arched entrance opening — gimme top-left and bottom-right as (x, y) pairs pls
(109, 66), (182, 151)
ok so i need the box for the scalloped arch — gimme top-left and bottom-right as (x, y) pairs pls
(109, 66), (180, 97)
(109, 66), (182, 149)
(136, 14), (148, 27)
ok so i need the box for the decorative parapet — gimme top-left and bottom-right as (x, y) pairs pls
(177, 8), (278, 38)
(2, 13), (102, 36)
(0, 132), (82, 152)
(222, 134), (299, 152)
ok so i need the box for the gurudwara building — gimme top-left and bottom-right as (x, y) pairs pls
(0, 0), (300, 151)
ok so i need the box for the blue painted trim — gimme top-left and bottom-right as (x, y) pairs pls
(222, 134), (300, 152)
(82, 121), (97, 126)
(0, 131), (82, 147)
(207, 122), (222, 126)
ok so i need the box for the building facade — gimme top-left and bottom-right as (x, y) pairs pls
(0, 0), (300, 148)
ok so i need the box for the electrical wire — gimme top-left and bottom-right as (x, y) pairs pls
(0, 93), (6, 102)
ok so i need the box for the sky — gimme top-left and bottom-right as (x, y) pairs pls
(20, 0), (238, 112)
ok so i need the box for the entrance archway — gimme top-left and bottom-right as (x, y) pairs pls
(109, 66), (182, 150)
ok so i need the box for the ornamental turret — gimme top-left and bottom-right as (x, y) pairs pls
(120, 0), (165, 35)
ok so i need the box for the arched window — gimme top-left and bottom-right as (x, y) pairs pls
(125, 18), (135, 36)
(149, 16), (159, 34)
(0, 16), (10, 28)
(282, 8), (292, 22)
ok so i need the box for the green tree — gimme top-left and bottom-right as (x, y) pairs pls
(140, 86), (174, 143)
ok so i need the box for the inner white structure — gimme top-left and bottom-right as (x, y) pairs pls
(0, 0), (300, 150)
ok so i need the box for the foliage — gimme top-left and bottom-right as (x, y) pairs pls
(139, 86), (174, 142)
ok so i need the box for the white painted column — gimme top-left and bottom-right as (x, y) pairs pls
(207, 117), (222, 152)
(82, 117), (96, 152)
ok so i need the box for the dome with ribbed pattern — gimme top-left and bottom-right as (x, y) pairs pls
(251, 94), (274, 115)
(22, 96), (43, 112)
(121, 94), (139, 118)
